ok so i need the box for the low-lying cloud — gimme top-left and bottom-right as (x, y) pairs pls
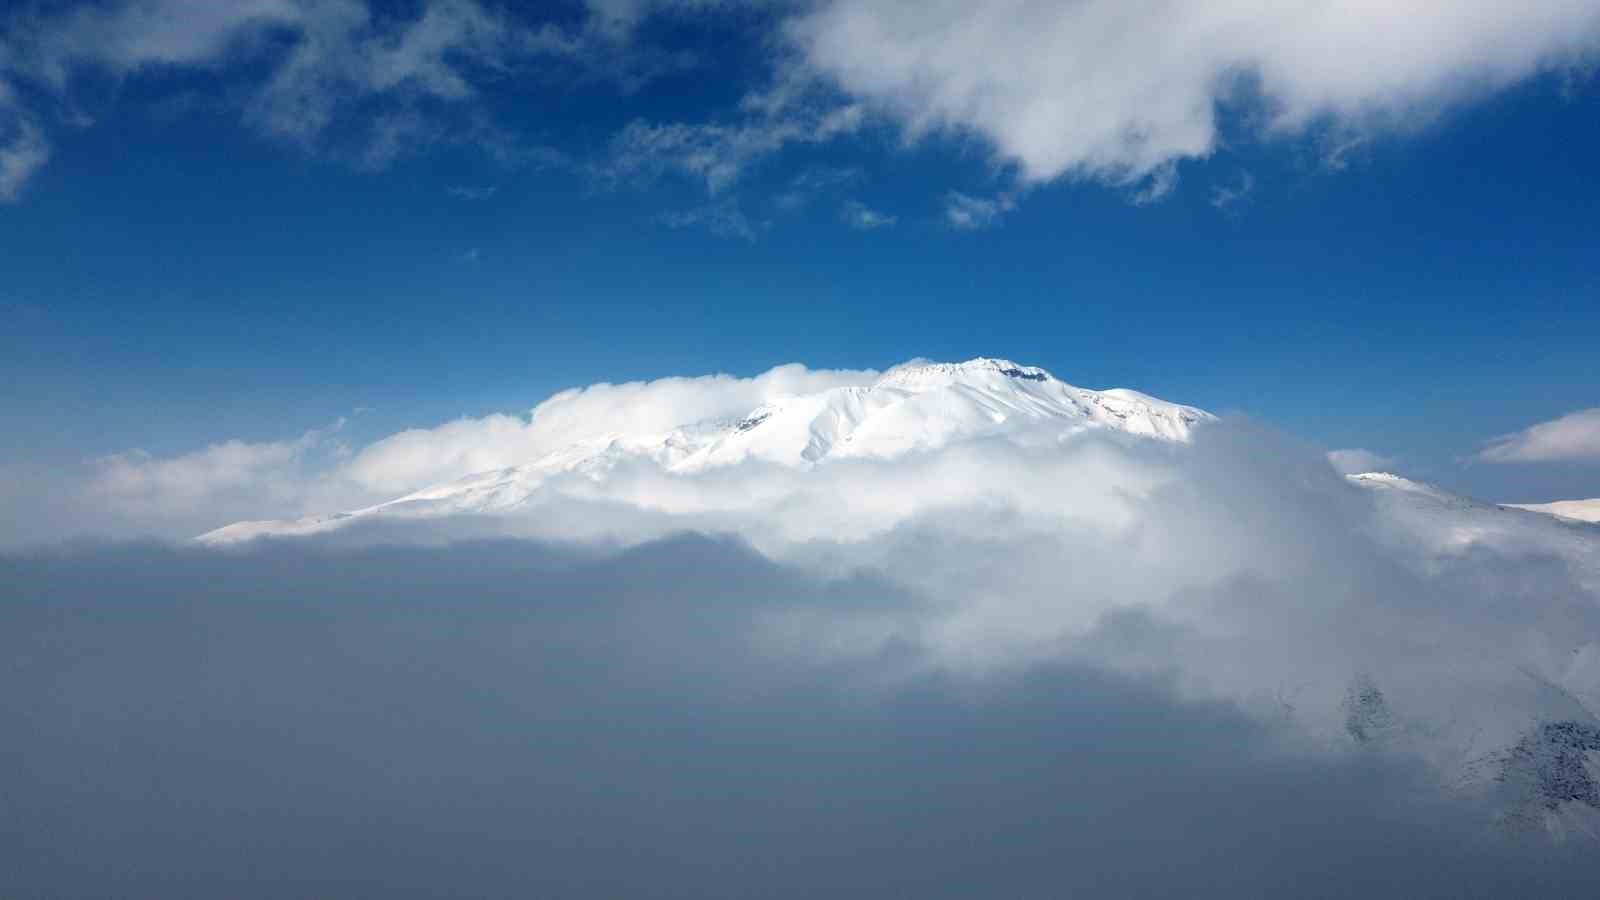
(5, 529), (1600, 897)
(9, 379), (1600, 892)
(32, 362), (879, 542)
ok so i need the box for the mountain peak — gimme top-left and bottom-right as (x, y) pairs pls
(876, 357), (1052, 389)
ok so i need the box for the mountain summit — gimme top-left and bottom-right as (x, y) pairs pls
(200, 358), (1213, 543)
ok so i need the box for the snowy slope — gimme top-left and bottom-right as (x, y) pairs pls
(1507, 498), (1600, 524)
(1348, 471), (1600, 597)
(200, 358), (1211, 544)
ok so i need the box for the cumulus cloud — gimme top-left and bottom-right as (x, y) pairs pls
(1480, 408), (1600, 463)
(787, 0), (1600, 187)
(1329, 447), (1398, 474)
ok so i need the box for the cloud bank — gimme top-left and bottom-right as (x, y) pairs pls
(788, 0), (1600, 186)
(20, 363), (878, 541)
(9, 363), (1600, 889)
(5, 531), (1600, 897)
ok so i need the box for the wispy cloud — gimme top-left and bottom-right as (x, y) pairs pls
(242, 0), (561, 147)
(447, 183), (498, 200)
(607, 101), (864, 195)
(1128, 162), (1179, 206)
(0, 0), (652, 195)
(0, 112), (49, 202)
(944, 190), (1014, 230)
(606, 78), (868, 237)
(1319, 132), (1371, 172)
(656, 199), (761, 240)
(840, 198), (895, 230)
(1210, 170), (1256, 211)
(1479, 408), (1600, 463)
(775, 164), (863, 210)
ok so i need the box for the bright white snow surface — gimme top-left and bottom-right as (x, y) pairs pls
(1508, 498), (1600, 524)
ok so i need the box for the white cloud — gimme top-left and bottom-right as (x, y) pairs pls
(10, 533), (1600, 892)
(611, 119), (787, 194)
(1480, 407), (1600, 463)
(5, 0), (307, 86)
(0, 0), (629, 187)
(46, 402), (1600, 810)
(787, 0), (1600, 187)
(775, 164), (863, 210)
(16, 358), (1600, 827)
(242, 0), (557, 147)
(1128, 161), (1179, 206)
(944, 190), (1014, 230)
(47, 362), (880, 535)
(840, 198), (895, 229)
(1327, 447), (1396, 474)
(656, 198), (762, 240)
(339, 363), (878, 495)
(87, 421), (354, 521)
(608, 100), (865, 195)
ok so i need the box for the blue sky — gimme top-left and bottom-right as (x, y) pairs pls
(3, 0), (1600, 538)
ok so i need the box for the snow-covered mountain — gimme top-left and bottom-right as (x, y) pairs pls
(192, 359), (1600, 835)
(200, 358), (1212, 543)
(1347, 471), (1600, 589)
